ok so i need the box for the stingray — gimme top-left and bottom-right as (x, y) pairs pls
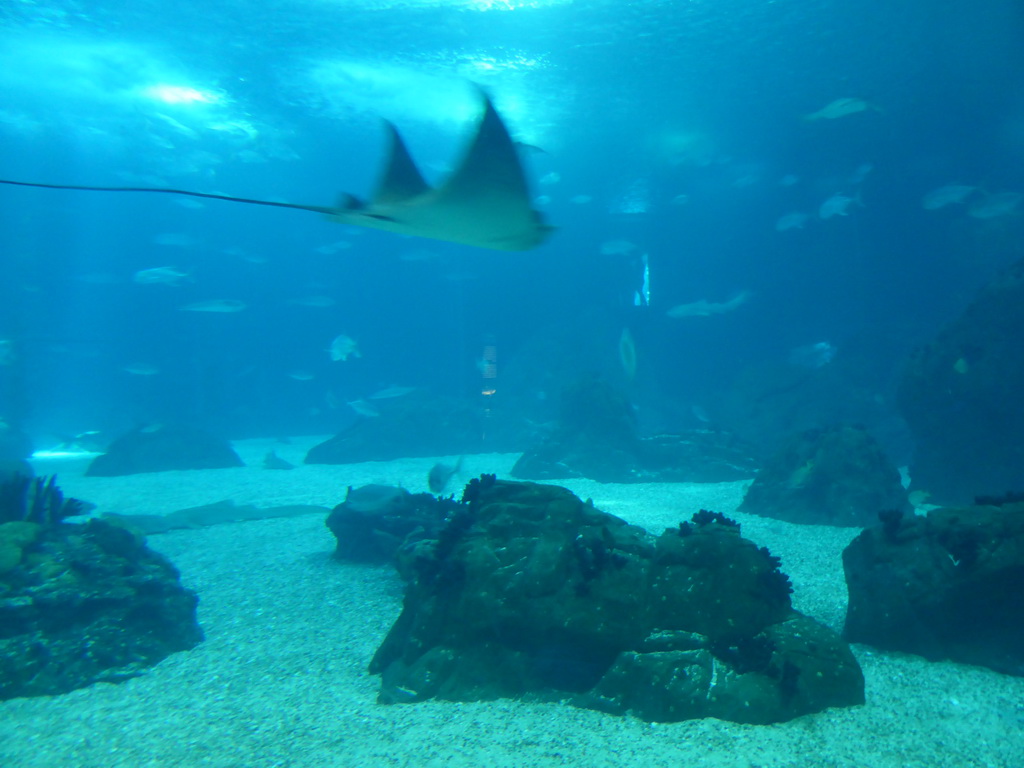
(0, 88), (552, 252)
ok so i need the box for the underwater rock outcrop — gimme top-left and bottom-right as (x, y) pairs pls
(512, 376), (757, 483)
(305, 392), (529, 465)
(739, 425), (909, 527)
(326, 485), (462, 563)
(86, 425), (244, 476)
(843, 500), (1024, 676)
(0, 475), (202, 699)
(369, 476), (864, 724)
(897, 255), (1024, 504)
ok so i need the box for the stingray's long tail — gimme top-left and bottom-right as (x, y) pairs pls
(0, 178), (334, 214)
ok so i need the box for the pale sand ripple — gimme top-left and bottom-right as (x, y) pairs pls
(3, 438), (1022, 767)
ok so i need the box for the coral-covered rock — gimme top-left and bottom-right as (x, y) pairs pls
(369, 477), (864, 723)
(326, 485), (462, 564)
(843, 501), (1024, 676)
(739, 425), (909, 527)
(0, 517), (203, 699)
(897, 256), (1024, 504)
(87, 425), (243, 476)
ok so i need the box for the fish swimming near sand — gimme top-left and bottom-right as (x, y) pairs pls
(0, 88), (551, 252)
(428, 457), (463, 494)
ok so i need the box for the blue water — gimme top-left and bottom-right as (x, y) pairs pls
(1, 0), (1022, 445)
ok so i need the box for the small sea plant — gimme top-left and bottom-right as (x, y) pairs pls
(0, 473), (87, 526)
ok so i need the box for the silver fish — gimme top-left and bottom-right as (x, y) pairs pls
(775, 212), (808, 232)
(347, 399), (379, 418)
(667, 290), (751, 319)
(428, 457), (463, 494)
(133, 266), (190, 286)
(819, 193), (859, 219)
(329, 334), (361, 362)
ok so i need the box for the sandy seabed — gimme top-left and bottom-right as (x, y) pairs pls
(1, 436), (1022, 768)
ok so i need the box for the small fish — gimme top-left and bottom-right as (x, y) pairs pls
(968, 191), (1022, 219)
(329, 334), (361, 362)
(0, 339), (14, 366)
(819, 193), (860, 220)
(775, 212), (809, 232)
(671, 193), (690, 205)
(569, 194), (593, 204)
(369, 385), (416, 400)
(347, 399), (379, 418)
(123, 363), (159, 375)
(803, 97), (878, 121)
(908, 489), (931, 507)
(634, 252), (650, 307)
(539, 171), (561, 185)
(667, 290), (751, 319)
(178, 299), (247, 313)
(428, 457), (463, 494)
(778, 174), (799, 187)
(922, 184), (976, 210)
(287, 370), (315, 381)
(133, 267), (190, 286)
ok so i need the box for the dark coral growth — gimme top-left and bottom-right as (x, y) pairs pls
(691, 508), (741, 530)
(461, 473), (497, 507)
(572, 528), (628, 593)
(758, 563), (794, 599)
(679, 509), (741, 536)
(0, 474), (86, 525)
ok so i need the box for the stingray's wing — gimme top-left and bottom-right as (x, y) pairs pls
(332, 91), (552, 251)
(371, 122), (432, 205)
